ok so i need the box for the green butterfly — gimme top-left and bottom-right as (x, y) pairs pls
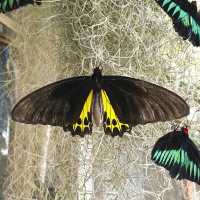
(152, 127), (200, 185)
(0, 0), (41, 13)
(155, 0), (200, 46)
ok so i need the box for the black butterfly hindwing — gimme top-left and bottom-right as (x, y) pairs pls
(151, 128), (200, 184)
(100, 89), (130, 137)
(0, 0), (41, 13)
(12, 68), (189, 137)
(155, 0), (200, 46)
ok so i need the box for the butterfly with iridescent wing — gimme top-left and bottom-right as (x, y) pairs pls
(152, 126), (200, 185)
(155, 0), (200, 46)
(0, 0), (41, 13)
(12, 67), (189, 137)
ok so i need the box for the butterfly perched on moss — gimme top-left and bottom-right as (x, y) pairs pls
(0, 0), (41, 13)
(155, 0), (200, 46)
(12, 67), (189, 137)
(151, 126), (200, 184)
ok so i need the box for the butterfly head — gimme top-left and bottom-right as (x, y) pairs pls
(181, 126), (189, 136)
(92, 67), (103, 91)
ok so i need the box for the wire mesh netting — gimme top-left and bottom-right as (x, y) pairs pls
(3, 0), (200, 199)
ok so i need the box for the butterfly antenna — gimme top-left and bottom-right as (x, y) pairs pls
(91, 58), (103, 71)
(97, 62), (103, 71)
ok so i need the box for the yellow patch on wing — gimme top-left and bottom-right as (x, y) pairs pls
(101, 90), (129, 134)
(72, 90), (93, 133)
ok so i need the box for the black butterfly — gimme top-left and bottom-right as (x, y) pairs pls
(12, 67), (189, 137)
(0, 0), (41, 13)
(155, 0), (200, 46)
(151, 126), (200, 185)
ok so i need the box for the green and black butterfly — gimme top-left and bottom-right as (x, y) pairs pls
(155, 0), (200, 46)
(151, 126), (200, 184)
(12, 67), (189, 137)
(0, 0), (41, 13)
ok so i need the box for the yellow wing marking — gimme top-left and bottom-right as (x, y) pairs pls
(101, 90), (129, 133)
(72, 90), (93, 133)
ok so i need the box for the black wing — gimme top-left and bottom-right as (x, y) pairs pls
(151, 130), (200, 184)
(155, 0), (200, 46)
(102, 76), (189, 128)
(12, 76), (92, 132)
(0, 0), (41, 13)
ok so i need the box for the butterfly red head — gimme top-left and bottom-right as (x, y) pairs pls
(182, 126), (189, 135)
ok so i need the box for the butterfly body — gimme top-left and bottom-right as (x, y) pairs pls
(92, 93), (103, 127)
(151, 127), (200, 184)
(12, 67), (189, 137)
(155, 0), (200, 46)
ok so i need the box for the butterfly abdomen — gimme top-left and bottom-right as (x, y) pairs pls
(92, 92), (103, 127)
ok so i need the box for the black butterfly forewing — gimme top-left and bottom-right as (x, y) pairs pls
(12, 76), (91, 129)
(151, 129), (200, 184)
(102, 76), (189, 129)
(155, 0), (200, 46)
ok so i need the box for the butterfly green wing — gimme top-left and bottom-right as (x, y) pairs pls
(0, 0), (41, 12)
(155, 0), (200, 46)
(151, 130), (200, 184)
(102, 76), (189, 133)
(11, 76), (93, 136)
(169, 136), (200, 183)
